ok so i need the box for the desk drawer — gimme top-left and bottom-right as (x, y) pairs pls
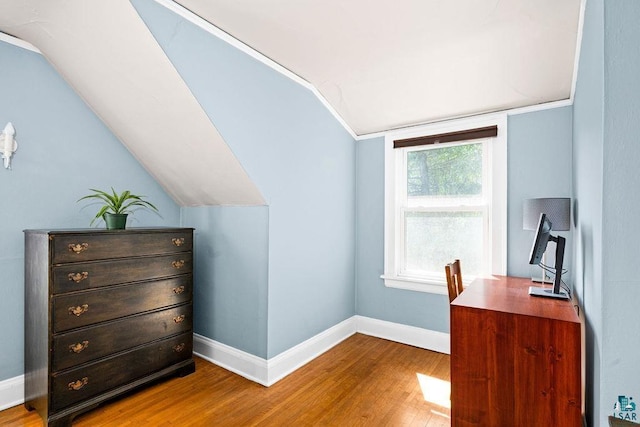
(53, 276), (191, 332)
(52, 253), (192, 294)
(53, 304), (192, 371)
(51, 231), (192, 264)
(51, 332), (192, 411)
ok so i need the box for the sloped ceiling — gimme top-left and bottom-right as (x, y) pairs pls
(0, 0), (265, 206)
(175, 0), (583, 136)
(0, 0), (583, 204)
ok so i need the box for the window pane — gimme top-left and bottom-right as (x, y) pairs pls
(407, 143), (483, 198)
(404, 211), (483, 276)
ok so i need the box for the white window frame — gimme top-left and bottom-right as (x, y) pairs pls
(382, 113), (508, 294)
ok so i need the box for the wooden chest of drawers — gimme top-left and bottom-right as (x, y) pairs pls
(24, 228), (195, 426)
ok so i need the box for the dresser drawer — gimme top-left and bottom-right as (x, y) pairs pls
(52, 253), (192, 294)
(51, 332), (192, 412)
(51, 230), (192, 264)
(53, 304), (192, 371)
(53, 276), (192, 332)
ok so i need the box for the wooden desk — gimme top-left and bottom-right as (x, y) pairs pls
(450, 275), (583, 427)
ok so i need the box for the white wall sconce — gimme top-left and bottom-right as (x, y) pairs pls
(1, 122), (17, 169)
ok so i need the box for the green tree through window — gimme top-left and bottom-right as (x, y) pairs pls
(407, 144), (482, 197)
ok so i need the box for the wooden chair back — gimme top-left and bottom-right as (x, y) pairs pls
(445, 259), (463, 303)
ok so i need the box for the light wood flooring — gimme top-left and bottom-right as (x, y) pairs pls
(0, 333), (451, 426)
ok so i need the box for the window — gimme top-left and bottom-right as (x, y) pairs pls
(383, 114), (507, 294)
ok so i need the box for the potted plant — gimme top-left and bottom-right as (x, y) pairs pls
(78, 188), (159, 230)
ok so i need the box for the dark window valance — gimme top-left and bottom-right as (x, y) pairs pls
(393, 125), (498, 149)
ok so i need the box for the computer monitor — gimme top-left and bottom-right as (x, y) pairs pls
(528, 213), (568, 299)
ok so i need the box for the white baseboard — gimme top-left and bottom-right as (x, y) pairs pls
(354, 315), (450, 355)
(194, 316), (357, 386)
(0, 375), (23, 411)
(193, 334), (269, 385)
(194, 315), (449, 387)
(265, 317), (357, 386)
(0, 316), (450, 410)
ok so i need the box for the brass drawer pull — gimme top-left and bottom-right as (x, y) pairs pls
(173, 343), (186, 353)
(68, 304), (89, 317)
(68, 243), (89, 254)
(173, 285), (185, 294)
(173, 315), (185, 323)
(68, 272), (89, 283)
(68, 377), (88, 391)
(69, 341), (89, 353)
(172, 238), (185, 247)
(171, 260), (185, 269)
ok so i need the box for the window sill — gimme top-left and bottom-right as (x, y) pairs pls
(380, 275), (448, 295)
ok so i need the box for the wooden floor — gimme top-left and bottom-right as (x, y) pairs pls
(1, 334), (451, 426)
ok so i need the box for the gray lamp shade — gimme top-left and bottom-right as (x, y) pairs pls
(523, 198), (571, 231)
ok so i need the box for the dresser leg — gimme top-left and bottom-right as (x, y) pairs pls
(177, 359), (196, 377)
(48, 414), (76, 427)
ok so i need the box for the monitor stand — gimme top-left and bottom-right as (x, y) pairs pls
(531, 274), (553, 284)
(528, 286), (569, 300)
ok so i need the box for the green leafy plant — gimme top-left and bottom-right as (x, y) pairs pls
(78, 188), (159, 226)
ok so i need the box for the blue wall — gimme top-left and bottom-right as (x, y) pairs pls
(507, 107), (573, 280)
(0, 40), (181, 381)
(573, 2), (640, 425)
(133, 0), (357, 359)
(183, 207), (269, 357)
(354, 108), (573, 333)
(573, 0), (604, 424)
(601, 0), (640, 424)
(573, 1), (640, 425)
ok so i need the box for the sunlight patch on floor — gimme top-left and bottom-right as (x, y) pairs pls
(416, 373), (451, 409)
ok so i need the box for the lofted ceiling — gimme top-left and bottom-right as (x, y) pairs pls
(0, 0), (583, 205)
(0, 0), (265, 207)
(175, 0), (583, 136)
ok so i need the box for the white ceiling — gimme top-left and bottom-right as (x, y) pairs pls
(0, 0), (265, 206)
(176, 0), (583, 136)
(0, 0), (583, 205)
